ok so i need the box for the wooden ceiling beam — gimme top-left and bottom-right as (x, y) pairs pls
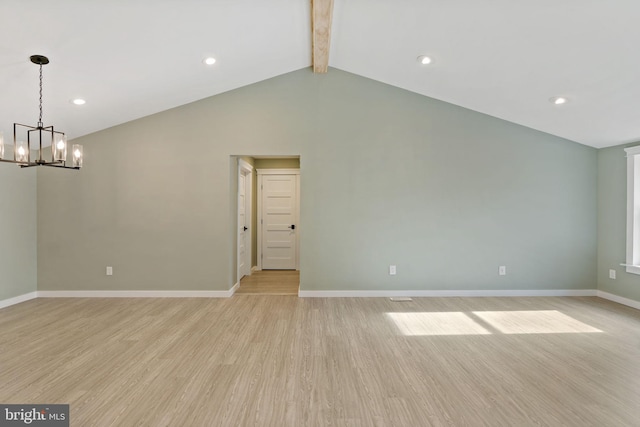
(312, 0), (334, 73)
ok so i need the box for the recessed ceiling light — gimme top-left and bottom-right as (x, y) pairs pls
(71, 98), (86, 105)
(417, 55), (433, 65)
(549, 96), (567, 105)
(203, 57), (216, 66)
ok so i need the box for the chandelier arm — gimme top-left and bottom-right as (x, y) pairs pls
(0, 158), (37, 167)
(39, 163), (80, 170)
(0, 158), (78, 170)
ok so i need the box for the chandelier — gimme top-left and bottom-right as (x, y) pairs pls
(0, 55), (83, 169)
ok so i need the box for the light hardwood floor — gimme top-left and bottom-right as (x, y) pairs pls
(236, 270), (299, 295)
(1, 296), (639, 426)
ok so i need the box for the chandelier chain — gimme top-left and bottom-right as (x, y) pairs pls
(38, 64), (43, 127)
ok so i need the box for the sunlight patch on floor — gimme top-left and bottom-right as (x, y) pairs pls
(386, 312), (491, 336)
(387, 310), (603, 336)
(472, 310), (603, 334)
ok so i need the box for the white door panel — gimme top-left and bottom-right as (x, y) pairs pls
(238, 173), (247, 277)
(237, 160), (252, 281)
(260, 173), (298, 270)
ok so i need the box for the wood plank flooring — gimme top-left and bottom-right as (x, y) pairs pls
(1, 296), (639, 426)
(236, 270), (299, 295)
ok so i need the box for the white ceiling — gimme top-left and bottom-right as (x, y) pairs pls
(1, 0), (640, 149)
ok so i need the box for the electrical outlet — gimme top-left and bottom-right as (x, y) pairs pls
(106, 266), (113, 276)
(609, 269), (616, 279)
(499, 266), (506, 276)
(389, 265), (397, 275)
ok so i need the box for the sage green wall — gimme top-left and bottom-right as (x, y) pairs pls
(597, 144), (640, 302)
(0, 159), (37, 300)
(37, 68), (597, 292)
(254, 158), (300, 169)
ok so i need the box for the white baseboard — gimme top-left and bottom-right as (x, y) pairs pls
(298, 289), (598, 298)
(597, 291), (640, 310)
(229, 282), (240, 296)
(0, 291), (38, 309)
(38, 289), (236, 298)
(251, 266), (260, 272)
(4, 288), (614, 305)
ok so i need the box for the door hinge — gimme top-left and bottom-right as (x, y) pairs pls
(261, 219), (263, 224)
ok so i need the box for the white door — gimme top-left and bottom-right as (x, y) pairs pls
(259, 171), (299, 270)
(237, 161), (252, 280)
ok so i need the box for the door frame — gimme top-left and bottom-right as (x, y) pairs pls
(237, 159), (253, 282)
(257, 168), (300, 271)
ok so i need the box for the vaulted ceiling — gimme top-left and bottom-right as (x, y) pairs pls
(1, 0), (639, 148)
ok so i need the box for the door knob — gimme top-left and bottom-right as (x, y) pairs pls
(243, 226), (248, 231)
(288, 224), (296, 230)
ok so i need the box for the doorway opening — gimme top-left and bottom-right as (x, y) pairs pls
(233, 156), (300, 295)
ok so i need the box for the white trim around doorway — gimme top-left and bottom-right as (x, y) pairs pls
(237, 159), (253, 283)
